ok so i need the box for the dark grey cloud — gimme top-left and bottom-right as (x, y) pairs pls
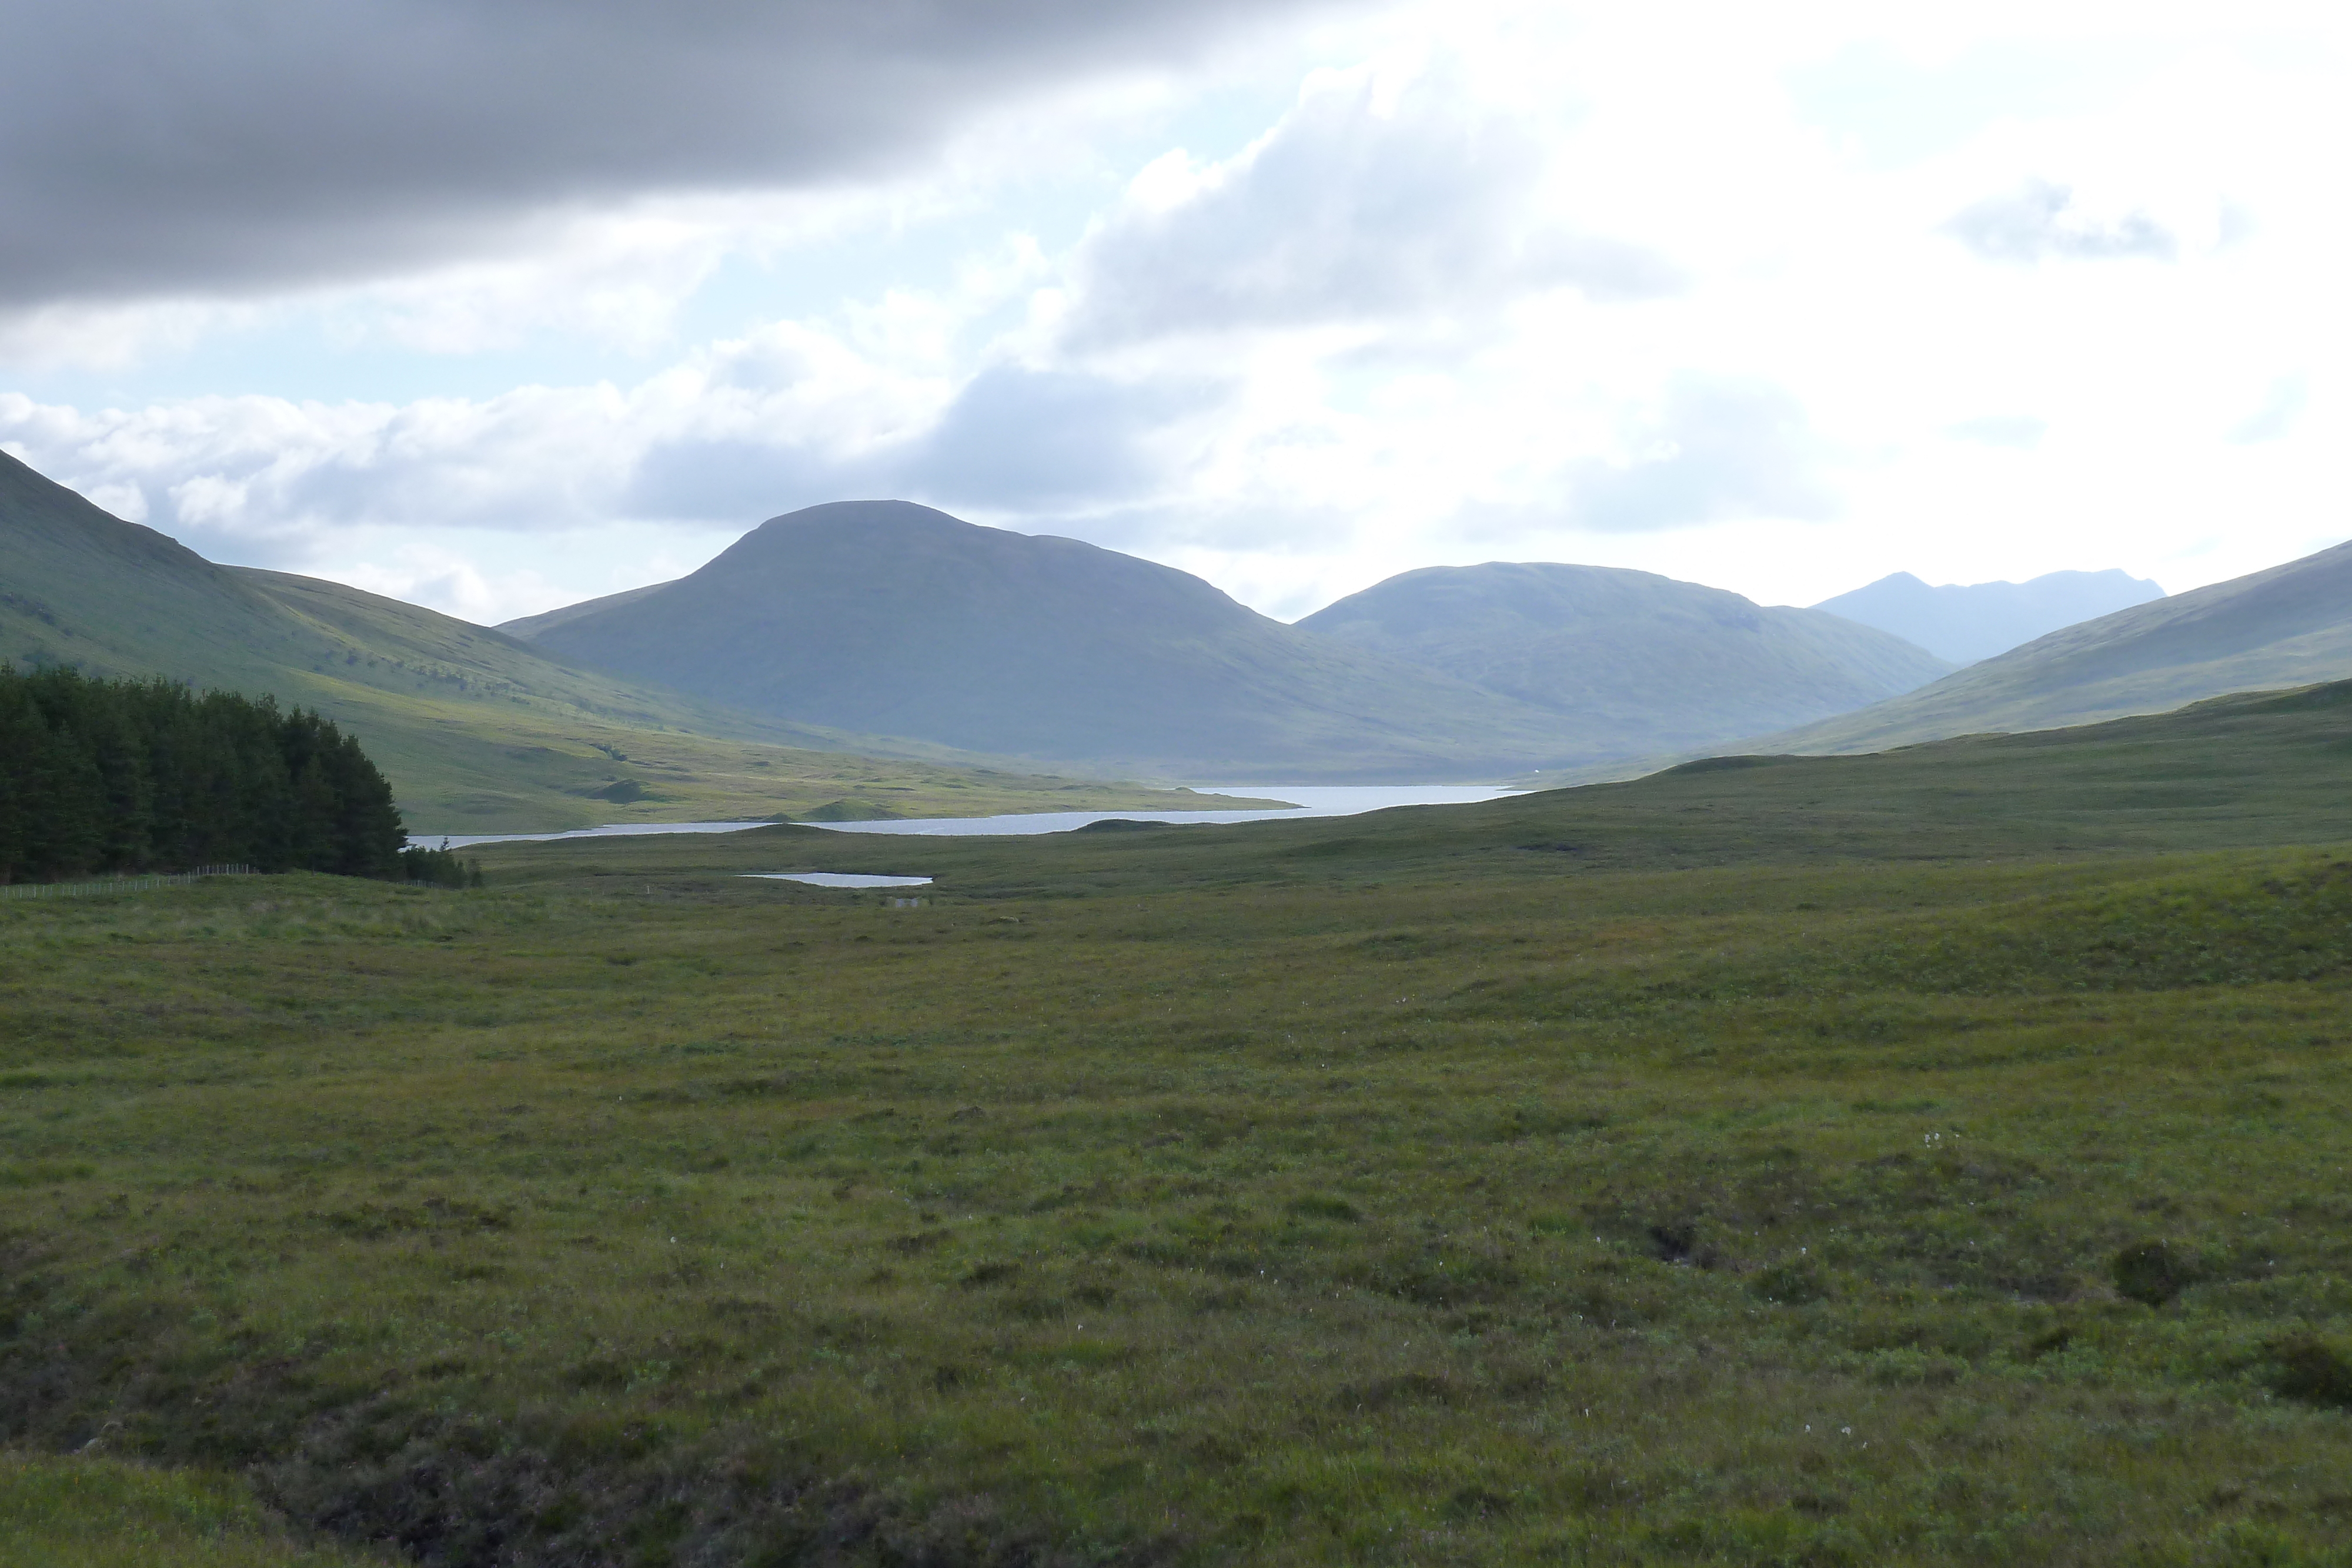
(1942, 178), (2176, 263)
(0, 0), (1346, 309)
(1064, 68), (1681, 346)
(626, 365), (1215, 521)
(1564, 376), (1840, 533)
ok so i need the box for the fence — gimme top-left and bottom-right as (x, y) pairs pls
(0, 864), (257, 901)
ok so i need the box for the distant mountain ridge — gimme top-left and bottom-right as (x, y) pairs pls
(1295, 561), (1952, 759)
(1812, 568), (2165, 665)
(1755, 536), (2352, 755)
(511, 500), (1587, 780)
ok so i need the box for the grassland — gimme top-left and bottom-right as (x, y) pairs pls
(0, 1452), (386, 1567)
(6, 685), (2352, 1566)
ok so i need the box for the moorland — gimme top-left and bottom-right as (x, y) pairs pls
(6, 680), (2352, 1565)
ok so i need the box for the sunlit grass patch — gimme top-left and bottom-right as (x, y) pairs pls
(0, 1451), (387, 1567)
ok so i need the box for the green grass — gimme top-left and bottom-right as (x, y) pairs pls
(6, 690), (2352, 1564)
(0, 1451), (386, 1567)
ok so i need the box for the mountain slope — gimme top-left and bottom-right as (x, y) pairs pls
(500, 580), (674, 642)
(1812, 568), (2164, 665)
(1753, 536), (2352, 755)
(1294, 561), (1952, 760)
(0, 452), (1276, 829)
(516, 500), (1591, 779)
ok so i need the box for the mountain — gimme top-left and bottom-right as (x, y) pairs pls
(0, 452), (1274, 830)
(512, 500), (1593, 780)
(1292, 561), (1952, 760)
(1752, 536), (2352, 755)
(1812, 568), (2165, 665)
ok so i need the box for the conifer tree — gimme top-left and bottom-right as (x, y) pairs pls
(0, 666), (407, 883)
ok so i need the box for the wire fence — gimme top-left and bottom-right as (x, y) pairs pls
(0, 864), (258, 902)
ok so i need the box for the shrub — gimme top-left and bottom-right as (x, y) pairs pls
(2112, 1240), (2195, 1306)
(400, 847), (483, 888)
(2267, 1333), (2352, 1408)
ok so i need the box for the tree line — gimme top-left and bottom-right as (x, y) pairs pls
(0, 665), (408, 884)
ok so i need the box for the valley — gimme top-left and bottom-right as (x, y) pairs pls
(6, 15), (2346, 1567)
(6, 681), (2352, 1565)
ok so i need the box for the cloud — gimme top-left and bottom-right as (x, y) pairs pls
(0, 0), (1339, 312)
(1786, 40), (2154, 170)
(898, 366), (1215, 509)
(2229, 373), (2307, 444)
(1562, 377), (1842, 533)
(0, 385), (634, 570)
(1061, 61), (1681, 346)
(1941, 178), (2177, 263)
(621, 439), (866, 528)
(1946, 415), (2047, 449)
(628, 365), (1218, 520)
(1, 343), (1210, 567)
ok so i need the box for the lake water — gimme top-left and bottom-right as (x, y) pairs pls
(409, 820), (780, 851)
(745, 872), (934, 888)
(799, 784), (1524, 838)
(410, 784), (1523, 850)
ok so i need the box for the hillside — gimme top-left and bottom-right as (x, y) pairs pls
(1294, 561), (1951, 760)
(0, 452), (1277, 830)
(513, 500), (1592, 779)
(1752, 534), (2352, 756)
(1812, 567), (2164, 665)
(499, 580), (673, 641)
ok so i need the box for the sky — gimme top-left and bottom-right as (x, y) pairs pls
(1, 0), (2344, 627)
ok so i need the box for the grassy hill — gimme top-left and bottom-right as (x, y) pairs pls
(1755, 535), (2352, 755)
(10, 680), (2352, 1564)
(1295, 561), (1952, 762)
(0, 452), (1277, 831)
(513, 500), (1594, 781)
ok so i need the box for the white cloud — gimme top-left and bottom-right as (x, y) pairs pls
(1946, 415), (2047, 449)
(1060, 55), (1681, 349)
(1942, 178), (2177, 263)
(1558, 376), (1842, 533)
(2230, 373), (2309, 445)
